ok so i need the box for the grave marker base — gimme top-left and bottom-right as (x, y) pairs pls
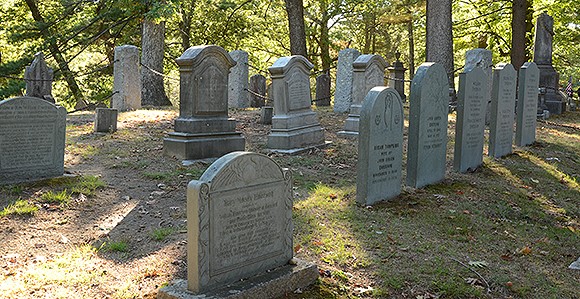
(164, 133), (245, 160)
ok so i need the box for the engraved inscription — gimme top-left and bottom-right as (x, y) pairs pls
(463, 80), (485, 150)
(0, 123), (55, 169)
(370, 142), (400, 185)
(287, 72), (311, 111)
(196, 64), (228, 114)
(522, 72), (538, 130)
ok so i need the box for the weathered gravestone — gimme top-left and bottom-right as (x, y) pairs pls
(515, 62), (540, 147)
(453, 67), (488, 173)
(228, 50), (249, 108)
(339, 54), (387, 137)
(94, 108), (118, 133)
(406, 63), (449, 188)
(112, 45), (141, 111)
(464, 48), (492, 124)
(0, 97), (66, 184)
(315, 73), (331, 106)
(164, 45), (245, 160)
(334, 48), (360, 113)
(249, 74), (267, 107)
(267, 56), (327, 153)
(24, 52), (54, 103)
(488, 63), (517, 158)
(357, 87), (403, 205)
(157, 152), (318, 299)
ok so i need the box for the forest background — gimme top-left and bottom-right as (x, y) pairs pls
(0, 0), (578, 110)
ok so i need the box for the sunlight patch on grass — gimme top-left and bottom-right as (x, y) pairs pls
(0, 199), (38, 217)
(39, 190), (71, 205)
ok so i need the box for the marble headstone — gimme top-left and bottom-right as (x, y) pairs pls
(339, 54), (387, 137)
(453, 67), (488, 173)
(515, 62), (540, 147)
(228, 50), (250, 108)
(488, 63), (517, 158)
(315, 73), (331, 106)
(24, 52), (54, 103)
(334, 48), (360, 113)
(406, 63), (449, 188)
(249, 74), (267, 107)
(267, 56), (326, 153)
(0, 97), (66, 184)
(464, 49), (492, 124)
(164, 45), (245, 160)
(357, 87), (403, 205)
(112, 45), (141, 111)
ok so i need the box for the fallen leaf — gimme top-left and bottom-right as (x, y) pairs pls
(519, 246), (532, 255)
(505, 281), (513, 287)
(468, 260), (488, 268)
(530, 178), (539, 183)
(501, 254), (513, 261)
(329, 193), (338, 199)
(294, 244), (302, 253)
(465, 277), (481, 285)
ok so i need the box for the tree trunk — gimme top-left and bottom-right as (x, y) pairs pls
(407, 20), (415, 80)
(24, 0), (86, 108)
(511, 0), (527, 70)
(426, 0), (454, 91)
(179, 0), (196, 52)
(319, 0), (331, 72)
(141, 19), (171, 106)
(284, 0), (307, 57)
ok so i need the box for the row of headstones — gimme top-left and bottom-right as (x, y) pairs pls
(357, 61), (540, 205)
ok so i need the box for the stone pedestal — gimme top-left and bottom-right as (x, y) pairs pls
(267, 56), (327, 153)
(163, 45), (245, 160)
(94, 108), (118, 133)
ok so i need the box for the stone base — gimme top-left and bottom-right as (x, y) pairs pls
(94, 108), (118, 133)
(337, 130), (358, 138)
(267, 141), (332, 155)
(260, 106), (273, 125)
(545, 99), (566, 115)
(164, 132), (245, 160)
(157, 259), (318, 299)
(267, 124), (325, 151)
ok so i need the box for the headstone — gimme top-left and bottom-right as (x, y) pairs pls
(24, 52), (54, 103)
(112, 45), (141, 111)
(228, 50), (249, 108)
(533, 13), (565, 114)
(163, 45), (245, 160)
(488, 63), (517, 158)
(267, 56), (327, 153)
(406, 63), (449, 188)
(315, 73), (331, 106)
(249, 74), (267, 107)
(357, 87), (403, 205)
(464, 48), (492, 124)
(338, 54), (387, 137)
(515, 62), (540, 147)
(157, 152), (318, 298)
(386, 52), (407, 102)
(260, 106), (273, 125)
(334, 48), (360, 113)
(0, 97), (66, 184)
(94, 108), (118, 133)
(453, 67), (488, 173)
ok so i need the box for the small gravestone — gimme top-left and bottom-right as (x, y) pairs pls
(267, 56), (327, 153)
(489, 63), (517, 158)
(260, 106), (273, 125)
(315, 73), (331, 106)
(157, 152), (318, 298)
(164, 45), (245, 160)
(24, 52), (54, 103)
(357, 87), (403, 205)
(406, 63), (449, 188)
(464, 49), (492, 124)
(0, 97), (66, 184)
(249, 74), (267, 107)
(228, 50), (249, 108)
(334, 48), (361, 113)
(112, 45), (141, 111)
(453, 67), (488, 173)
(94, 108), (118, 133)
(339, 54), (387, 137)
(515, 62), (540, 146)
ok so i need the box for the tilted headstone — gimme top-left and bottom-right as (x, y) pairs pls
(533, 12), (564, 114)
(334, 48), (360, 113)
(315, 73), (331, 106)
(464, 48), (492, 124)
(249, 74), (267, 107)
(338, 54), (387, 137)
(24, 52), (54, 103)
(357, 87), (403, 205)
(112, 45), (141, 111)
(164, 45), (245, 160)
(406, 63), (449, 188)
(489, 63), (517, 158)
(0, 97), (66, 184)
(94, 108), (118, 133)
(161, 151), (317, 297)
(267, 56), (326, 153)
(453, 67), (488, 173)
(228, 50), (249, 108)
(515, 62), (540, 146)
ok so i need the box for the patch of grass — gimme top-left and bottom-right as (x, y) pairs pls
(103, 240), (129, 253)
(2, 185), (24, 195)
(39, 190), (71, 205)
(150, 227), (175, 241)
(0, 200), (38, 217)
(69, 175), (106, 196)
(142, 171), (173, 181)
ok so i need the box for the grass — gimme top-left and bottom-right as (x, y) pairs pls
(39, 190), (71, 205)
(103, 240), (129, 253)
(0, 199), (38, 217)
(150, 227), (175, 241)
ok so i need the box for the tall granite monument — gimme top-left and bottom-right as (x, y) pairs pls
(533, 12), (564, 114)
(334, 48), (360, 113)
(228, 50), (250, 108)
(164, 45), (245, 160)
(112, 45), (141, 111)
